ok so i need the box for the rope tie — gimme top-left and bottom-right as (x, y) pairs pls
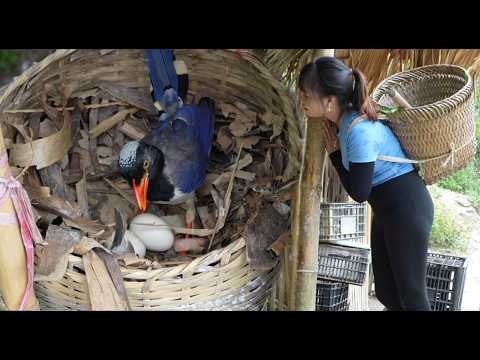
(441, 142), (456, 168)
(0, 153), (43, 310)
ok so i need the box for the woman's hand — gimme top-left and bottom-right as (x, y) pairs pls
(321, 120), (339, 154)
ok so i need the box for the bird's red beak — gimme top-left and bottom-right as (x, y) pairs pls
(133, 173), (149, 212)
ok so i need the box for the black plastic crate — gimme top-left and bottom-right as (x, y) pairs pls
(317, 242), (370, 286)
(316, 280), (349, 311)
(426, 252), (467, 311)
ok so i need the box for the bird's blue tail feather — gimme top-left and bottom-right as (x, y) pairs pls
(145, 49), (178, 104)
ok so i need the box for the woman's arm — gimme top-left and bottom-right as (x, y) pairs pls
(329, 150), (374, 203)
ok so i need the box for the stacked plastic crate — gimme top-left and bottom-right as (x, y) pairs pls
(316, 203), (370, 311)
(426, 252), (467, 311)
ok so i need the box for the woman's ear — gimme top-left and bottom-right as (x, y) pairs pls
(327, 96), (337, 107)
(324, 96), (334, 113)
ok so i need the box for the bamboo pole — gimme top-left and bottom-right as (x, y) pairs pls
(289, 49), (334, 311)
(0, 126), (39, 310)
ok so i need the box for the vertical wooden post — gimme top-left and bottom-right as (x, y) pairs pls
(0, 126), (39, 310)
(290, 49), (334, 311)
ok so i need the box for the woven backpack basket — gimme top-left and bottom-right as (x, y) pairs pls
(372, 64), (477, 185)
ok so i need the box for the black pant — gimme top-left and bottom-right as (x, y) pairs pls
(368, 170), (434, 311)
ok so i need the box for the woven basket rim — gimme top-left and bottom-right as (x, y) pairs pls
(62, 237), (248, 278)
(372, 63), (472, 113)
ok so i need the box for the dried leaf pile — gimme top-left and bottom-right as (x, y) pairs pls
(1, 50), (298, 277)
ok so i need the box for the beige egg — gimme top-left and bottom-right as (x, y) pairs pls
(129, 213), (175, 252)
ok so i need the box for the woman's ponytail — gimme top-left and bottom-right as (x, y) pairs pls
(352, 68), (378, 120)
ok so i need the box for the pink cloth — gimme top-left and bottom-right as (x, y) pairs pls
(0, 153), (43, 310)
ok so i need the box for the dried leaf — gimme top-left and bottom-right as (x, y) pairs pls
(10, 110), (72, 170)
(83, 250), (129, 311)
(260, 110), (273, 126)
(91, 194), (134, 226)
(229, 118), (251, 137)
(213, 170), (255, 188)
(271, 113), (285, 140)
(35, 225), (82, 281)
(99, 82), (157, 113)
(197, 173), (219, 198)
(93, 248), (131, 309)
(76, 175), (90, 219)
(238, 136), (261, 149)
(29, 189), (107, 236)
(208, 144), (244, 251)
(78, 130), (90, 150)
(216, 126), (234, 153)
(245, 201), (289, 270)
(103, 178), (136, 209)
(220, 103), (238, 118)
(197, 206), (217, 229)
(117, 253), (147, 267)
(97, 146), (113, 165)
(118, 120), (147, 141)
(268, 232), (289, 256)
(89, 108), (138, 139)
(73, 236), (111, 256)
(37, 94), (63, 130)
(227, 153), (253, 171)
(39, 163), (69, 200)
(60, 153), (69, 170)
(98, 133), (113, 148)
(73, 147), (92, 171)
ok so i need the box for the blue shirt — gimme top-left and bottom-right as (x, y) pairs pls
(337, 111), (414, 187)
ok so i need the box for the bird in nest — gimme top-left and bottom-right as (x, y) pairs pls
(118, 49), (216, 247)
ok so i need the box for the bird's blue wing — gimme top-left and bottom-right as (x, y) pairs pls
(173, 101), (215, 193)
(145, 49), (178, 104)
(144, 100), (215, 195)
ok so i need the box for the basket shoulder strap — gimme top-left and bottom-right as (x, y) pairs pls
(346, 114), (419, 164)
(376, 155), (419, 164)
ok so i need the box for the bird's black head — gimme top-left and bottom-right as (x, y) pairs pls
(118, 140), (164, 211)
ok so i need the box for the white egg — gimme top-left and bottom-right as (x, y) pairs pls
(129, 213), (175, 252)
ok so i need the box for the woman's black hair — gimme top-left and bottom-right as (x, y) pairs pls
(298, 56), (378, 120)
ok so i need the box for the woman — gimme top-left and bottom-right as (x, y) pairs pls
(298, 56), (434, 311)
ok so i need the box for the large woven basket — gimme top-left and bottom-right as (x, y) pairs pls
(0, 49), (302, 311)
(372, 64), (477, 185)
(34, 238), (279, 311)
